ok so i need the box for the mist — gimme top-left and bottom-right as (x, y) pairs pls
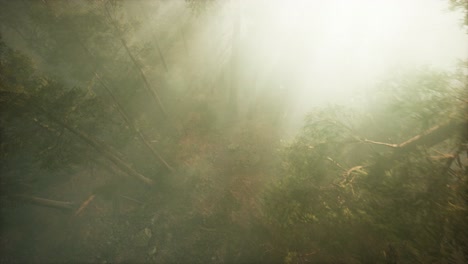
(0, 0), (467, 263)
(125, 0), (468, 133)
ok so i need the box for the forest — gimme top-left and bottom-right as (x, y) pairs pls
(0, 0), (467, 263)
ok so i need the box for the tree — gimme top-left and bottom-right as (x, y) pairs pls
(450, 0), (468, 28)
(0, 37), (156, 188)
(263, 67), (467, 263)
(1, 1), (466, 263)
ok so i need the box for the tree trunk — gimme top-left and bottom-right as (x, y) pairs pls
(104, 3), (167, 117)
(95, 74), (174, 172)
(28, 99), (156, 186)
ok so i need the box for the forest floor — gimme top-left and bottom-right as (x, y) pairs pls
(0, 120), (283, 263)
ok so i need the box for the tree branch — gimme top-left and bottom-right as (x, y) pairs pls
(397, 120), (465, 151)
(362, 139), (398, 148)
(362, 119), (466, 152)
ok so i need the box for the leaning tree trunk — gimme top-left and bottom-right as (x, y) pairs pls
(104, 2), (168, 117)
(94, 73), (174, 172)
(44, 0), (174, 173)
(36, 106), (155, 186)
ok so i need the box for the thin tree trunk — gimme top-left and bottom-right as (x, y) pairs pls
(28, 99), (155, 186)
(104, 2), (167, 117)
(95, 73), (174, 172)
(137, 2), (168, 72)
(48, 2), (174, 173)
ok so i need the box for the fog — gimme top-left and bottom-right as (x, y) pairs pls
(135, 0), (467, 133)
(1, 1), (467, 263)
(5, 0), (465, 123)
(253, 0), (467, 103)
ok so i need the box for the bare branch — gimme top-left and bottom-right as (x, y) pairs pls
(362, 139), (398, 148)
(397, 120), (464, 151)
(361, 119), (466, 151)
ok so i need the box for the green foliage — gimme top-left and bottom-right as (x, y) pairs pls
(1, 1), (466, 263)
(263, 67), (468, 263)
(449, 0), (468, 27)
(378, 69), (464, 129)
(0, 39), (136, 191)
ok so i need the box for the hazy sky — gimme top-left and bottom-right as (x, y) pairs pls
(7, 0), (464, 126)
(197, 0), (466, 129)
(138, 0), (466, 110)
(243, 0), (466, 98)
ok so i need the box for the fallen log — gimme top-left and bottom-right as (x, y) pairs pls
(12, 195), (75, 211)
(74, 194), (96, 216)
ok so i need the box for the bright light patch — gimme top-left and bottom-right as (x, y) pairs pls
(179, 0), (466, 129)
(232, 0), (467, 107)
